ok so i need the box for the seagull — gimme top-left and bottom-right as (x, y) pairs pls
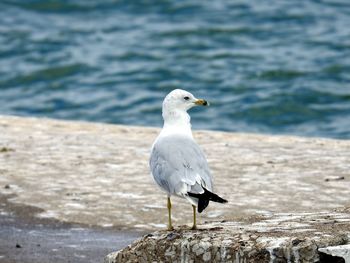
(149, 89), (227, 230)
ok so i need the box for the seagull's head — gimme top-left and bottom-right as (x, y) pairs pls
(162, 89), (209, 113)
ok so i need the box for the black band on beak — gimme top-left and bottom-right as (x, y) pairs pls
(194, 99), (209, 106)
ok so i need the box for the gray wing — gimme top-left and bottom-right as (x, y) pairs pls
(149, 135), (213, 197)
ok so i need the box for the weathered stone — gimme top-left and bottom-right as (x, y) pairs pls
(202, 251), (211, 262)
(105, 210), (350, 263)
(319, 245), (350, 262)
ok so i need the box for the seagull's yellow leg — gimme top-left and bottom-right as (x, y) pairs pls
(167, 197), (174, 231)
(191, 205), (197, 230)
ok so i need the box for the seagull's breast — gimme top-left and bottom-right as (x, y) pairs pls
(159, 124), (193, 139)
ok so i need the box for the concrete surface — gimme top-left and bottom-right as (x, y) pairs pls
(1, 115), (350, 262)
(0, 115), (349, 230)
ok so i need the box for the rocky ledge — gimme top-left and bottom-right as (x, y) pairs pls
(105, 209), (350, 263)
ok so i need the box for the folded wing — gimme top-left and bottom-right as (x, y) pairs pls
(150, 135), (213, 200)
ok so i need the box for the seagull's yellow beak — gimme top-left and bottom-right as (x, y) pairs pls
(194, 99), (209, 106)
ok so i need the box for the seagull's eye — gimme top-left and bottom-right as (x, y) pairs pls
(184, 96), (190, 101)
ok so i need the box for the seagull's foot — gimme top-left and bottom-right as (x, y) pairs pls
(191, 225), (197, 230)
(167, 225), (174, 231)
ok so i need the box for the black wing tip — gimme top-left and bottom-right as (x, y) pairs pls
(220, 198), (228, 204)
(197, 198), (209, 213)
(188, 188), (228, 213)
(204, 188), (227, 204)
(217, 199), (228, 204)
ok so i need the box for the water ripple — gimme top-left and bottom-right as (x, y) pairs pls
(1, 0), (350, 139)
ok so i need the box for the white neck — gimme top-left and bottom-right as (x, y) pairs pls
(160, 109), (193, 138)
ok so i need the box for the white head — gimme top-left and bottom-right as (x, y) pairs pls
(163, 89), (208, 112)
(162, 89), (208, 127)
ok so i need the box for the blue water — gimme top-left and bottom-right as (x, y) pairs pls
(1, 0), (350, 139)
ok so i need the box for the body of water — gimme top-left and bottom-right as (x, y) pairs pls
(1, 0), (350, 139)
